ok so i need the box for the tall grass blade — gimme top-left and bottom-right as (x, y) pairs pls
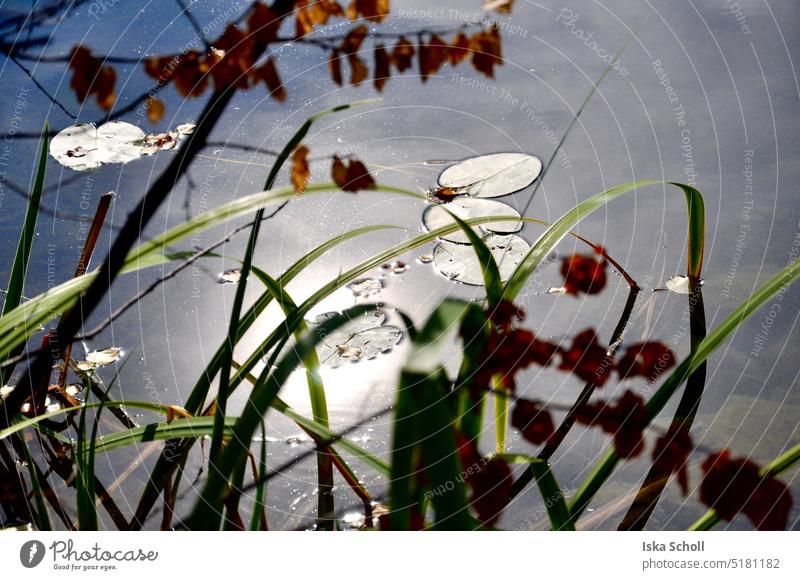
(568, 258), (800, 526)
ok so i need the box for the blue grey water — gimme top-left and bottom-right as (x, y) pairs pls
(0, 0), (797, 530)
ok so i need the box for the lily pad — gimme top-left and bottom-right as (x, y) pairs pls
(422, 197), (522, 244)
(433, 233), (531, 286)
(219, 269), (242, 284)
(437, 153), (542, 198)
(664, 276), (704, 294)
(347, 278), (383, 298)
(75, 347), (123, 371)
(307, 310), (402, 368)
(50, 121), (146, 171)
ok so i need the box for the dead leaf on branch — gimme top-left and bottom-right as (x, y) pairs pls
(291, 145), (311, 193)
(332, 155), (376, 192)
(146, 97), (165, 123)
(68, 45), (117, 110)
(374, 43), (391, 91)
(347, 0), (390, 23)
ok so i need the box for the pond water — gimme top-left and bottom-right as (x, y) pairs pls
(0, 0), (798, 530)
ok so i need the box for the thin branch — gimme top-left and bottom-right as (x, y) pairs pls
(8, 54), (76, 118)
(75, 200), (289, 342)
(174, 0), (210, 49)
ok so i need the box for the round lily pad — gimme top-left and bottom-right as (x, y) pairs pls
(422, 197), (522, 244)
(50, 121), (146, 171)
(438, 153), (542, 198)
(433, 233), (531, 286)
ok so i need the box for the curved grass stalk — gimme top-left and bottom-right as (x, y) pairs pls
(210, 98), (381, 475)
(248, 266), (335, 528)
(504, 180), (705, 300)
(186, 306), (380, 529)
(567, 258), (800, 527)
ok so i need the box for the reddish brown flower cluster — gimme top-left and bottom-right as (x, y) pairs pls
(511, 398), (554, 445)
(475, 302), (676, 394)
(560, 253), (608, 295)
(457, 434), (513, 527)
(474, 326), (559, 393)
(574, 390), (649, 458)
(700, 450), (793, 530)
(617, 342), (676, 383)
(651, 425), (693, 494)
(558, 329), (613, 387)
(68, 46), (116, 110)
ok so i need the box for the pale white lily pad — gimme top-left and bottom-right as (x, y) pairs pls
(664, 275), (705, 294)
(50, 121), (146, 171)
(422, 197), (522, 244)
(665, 276), (690, 294)
(434, 234), (530, 286)
(219, 269), (242, 284)
(307, 310), (402, 368)
(438, 153), (542, 198)
(77, 347), (123, 370)
(348, 278), (383, 298)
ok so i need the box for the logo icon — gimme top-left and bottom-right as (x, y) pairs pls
(20, 540), (46, 568)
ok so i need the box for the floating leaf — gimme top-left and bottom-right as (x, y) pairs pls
(219, 269), (242, 284)
(438, 153), (542, 198)
(50, 121), (145, 171)
(76, 347), (123, 371)
(308, 309), (402, 368)
(422, 197), (522, 243)
(433, 234), (530, 286)
(347, 278), (383, 298)
(665, 275), (691, 294)
(175, 123), (196, 135)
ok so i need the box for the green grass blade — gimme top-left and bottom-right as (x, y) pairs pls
(187, 305), (379, 529)
(568, 258), (800, 525)
(447, 212), (503, 306)
(211, 99), (382, 467)
(248, 266), (335, 527)
(249, 420), (268, 531)
(92, 417), (237, 453)
(529, 461), (574, 531)
(504, 181), (705, 299)
(19, 440), (51, 531)
(0, 122), (48, 385)
(2, 122), (48, 316)
(391, 300), (474, 530)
